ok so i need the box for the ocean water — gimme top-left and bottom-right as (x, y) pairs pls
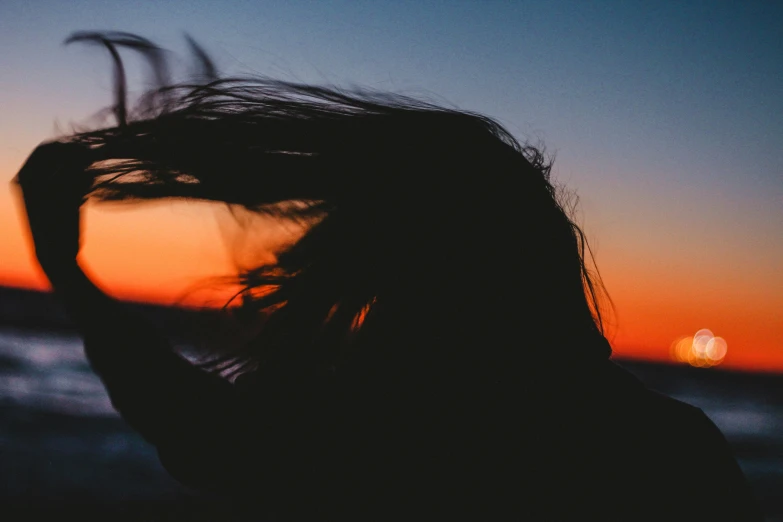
(0, 328), (254, 521)
(0, 328), (113, 416)
(1, 327), (781, 520)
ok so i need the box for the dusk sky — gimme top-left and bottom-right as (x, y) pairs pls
(1, 0), (781, 370)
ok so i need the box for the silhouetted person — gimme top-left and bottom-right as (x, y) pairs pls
(14, 33), (762, 521)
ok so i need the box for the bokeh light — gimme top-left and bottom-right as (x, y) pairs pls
(669, 330), (727, 368)
(706, 337), (728, 361)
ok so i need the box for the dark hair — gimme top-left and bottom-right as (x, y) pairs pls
(66, 32), (612, 377)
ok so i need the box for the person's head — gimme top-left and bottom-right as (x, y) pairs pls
(68, 32), (611, 375)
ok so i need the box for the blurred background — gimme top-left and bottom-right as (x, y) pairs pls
(1, 1), (781, 520)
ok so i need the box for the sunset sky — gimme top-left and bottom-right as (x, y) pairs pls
(1, 1), (781, 371)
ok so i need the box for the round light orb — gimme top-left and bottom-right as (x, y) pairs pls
(706, 336), (728, 361)
(692, 329), (714, 357)
(674, 336), (694, 362)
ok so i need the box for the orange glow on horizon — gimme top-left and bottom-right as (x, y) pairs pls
(1, 156), (781, 372)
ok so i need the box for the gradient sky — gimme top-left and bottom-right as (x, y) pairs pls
(1, 0), (781, 370)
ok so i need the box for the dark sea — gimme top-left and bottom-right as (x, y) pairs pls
(1, 326), (781, 521)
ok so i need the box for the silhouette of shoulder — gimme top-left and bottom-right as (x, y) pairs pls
(567, 362), (762, 521)
(153, 359), (761, 520)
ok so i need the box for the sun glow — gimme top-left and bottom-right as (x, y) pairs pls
(670, 329), (727, 368)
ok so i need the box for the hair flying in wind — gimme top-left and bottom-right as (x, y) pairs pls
(64, 32), (612, 377)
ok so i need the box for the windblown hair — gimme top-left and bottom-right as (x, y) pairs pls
(66, 32), (612, 377)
